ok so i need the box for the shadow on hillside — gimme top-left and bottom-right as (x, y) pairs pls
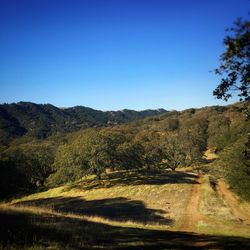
(16, 196), (171, 225)
(1, 207), (250, 249)
(76, 169), (199, 190)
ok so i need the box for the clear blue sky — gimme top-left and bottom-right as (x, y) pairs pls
(0, 0), (249, 110)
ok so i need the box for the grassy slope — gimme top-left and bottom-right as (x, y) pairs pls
(1, 169), (250, 249)
(198, 175), (250, 237)
(10, 170), (196, 230)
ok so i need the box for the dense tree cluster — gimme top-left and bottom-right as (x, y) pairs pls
(0, 141), (56, 198)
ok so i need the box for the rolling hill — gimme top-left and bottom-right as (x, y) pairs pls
(1, 169), (250, 249)
(0, 102), (167, 142)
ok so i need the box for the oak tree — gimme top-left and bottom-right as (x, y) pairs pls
(214, 18), (250, 102)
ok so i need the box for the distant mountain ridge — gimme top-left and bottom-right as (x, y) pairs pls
(0, 102), (167, 142)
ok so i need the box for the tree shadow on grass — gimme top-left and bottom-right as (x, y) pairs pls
(16, 196), (171, 225)
(0, 207), (250, 249)
(74, 169), (199, 191)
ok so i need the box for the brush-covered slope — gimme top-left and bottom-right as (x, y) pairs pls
(0, 102), (249, 201)
(0, 102), (167, 142)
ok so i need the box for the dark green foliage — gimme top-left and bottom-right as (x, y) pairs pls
(49, 129), (144, 183)
(0, 107), (27, 144)
(161, 136), (186, 170)
(135, 131), (164, 169)
(0, 102), (167, 141)
(5, 143), (55, 186)
(83, 130), (126, 179)
(214, 18), (250, 102)
(0, 159), (29, 199)
(207, 115), (231, 151)
(47, 135), (92, 185)
(115, 141), (144, 170)
(48, 161), (84, 186)
(178, 116), (208, 163)
(0, 141), (56, 199)
(215, 138), (250, 201)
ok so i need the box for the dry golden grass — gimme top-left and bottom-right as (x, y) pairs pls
(203, 149), (218, 160)
(199, 175), (235, 220)
(1, 169), (250, 249)
(11, 170), (195, 230)
(10, 170), (250, 237)
(0, 203), (166, 231)
(2, 202), (250, 250)
(197, 175), (250, 238)
(4, 170), (250, 236)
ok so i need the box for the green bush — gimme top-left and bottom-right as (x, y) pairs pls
(216, 138), (250, 201)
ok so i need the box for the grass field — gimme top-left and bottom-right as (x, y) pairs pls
(1, 169), (250, 249)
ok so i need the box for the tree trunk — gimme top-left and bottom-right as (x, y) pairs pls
(96, 172), (101, 180)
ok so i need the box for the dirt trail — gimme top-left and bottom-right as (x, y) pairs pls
(217, 180), (250, 224)
(181, 176), (250, 233)
(180, 174), (204, 232)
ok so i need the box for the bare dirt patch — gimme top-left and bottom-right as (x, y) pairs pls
(180, 174), (204, 232)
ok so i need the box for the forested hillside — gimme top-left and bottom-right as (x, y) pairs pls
(0, 101), (249, 201)
(0, 102), (167, 142)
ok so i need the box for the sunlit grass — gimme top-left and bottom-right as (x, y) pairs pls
(197, 175), (250, 237)
(1, 169), (250, 249)
(11, 186), (67, 204)
(11, 170), (194, 229)
(199, 175), (235, 220)
(9, 170), (250, 237)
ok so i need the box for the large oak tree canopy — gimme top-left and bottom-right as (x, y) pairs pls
(213, 18), (250, 102)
